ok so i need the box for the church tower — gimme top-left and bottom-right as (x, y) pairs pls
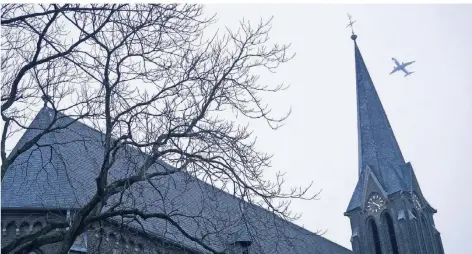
(344, 32), (445, 254)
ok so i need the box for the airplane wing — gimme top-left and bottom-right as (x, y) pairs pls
(404, 71), (414, 77)
(392, 58), (400, 66)
(390, 67), (400, 75)
(402, 61), (415, 67)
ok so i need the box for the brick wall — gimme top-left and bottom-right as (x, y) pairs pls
(1, 210), (196, 254)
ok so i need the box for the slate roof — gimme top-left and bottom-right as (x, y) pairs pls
(2, 107), (352, 254)
(346, 38), (415, 212)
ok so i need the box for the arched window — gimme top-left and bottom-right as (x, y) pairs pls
(411, 210), (426, 254)
(382, 213), (399, 254)
(5, 221), (16, 236)
(118, 235), (126, 249)
(108, 232), (117, 247)
(32, 221), (42, 232)
(19, 221), (30, 235)
(368, 219), (382, 254)
(128, 240), (136, 251)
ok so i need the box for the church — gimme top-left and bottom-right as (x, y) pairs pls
(344, 32), (444, 254)
(1, 31), (443, 253)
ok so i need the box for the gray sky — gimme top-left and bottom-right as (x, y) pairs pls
(204, 4), (472, 253)
(3, 3), (470, 253)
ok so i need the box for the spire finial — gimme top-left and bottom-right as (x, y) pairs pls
(346, 13), (357, 40)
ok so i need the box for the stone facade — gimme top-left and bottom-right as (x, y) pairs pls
(1, 210), (195, 254)
(346, 190), (445, 254)
(345, 34), (444, 254)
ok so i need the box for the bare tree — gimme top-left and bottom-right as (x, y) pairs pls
(1, 4), (316, 254)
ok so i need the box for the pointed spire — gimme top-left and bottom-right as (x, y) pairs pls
(346, 33), (409, 212)
(353, 38), (405, 178)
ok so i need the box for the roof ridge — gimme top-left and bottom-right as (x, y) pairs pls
(4, 107), (352, 252)
(61, 111), (345, 245)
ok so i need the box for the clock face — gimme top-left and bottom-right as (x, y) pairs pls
(412, 193), (422, 210)
(366, 194), (386, 213)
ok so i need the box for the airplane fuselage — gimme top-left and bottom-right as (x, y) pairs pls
(390, 57), (415, 77)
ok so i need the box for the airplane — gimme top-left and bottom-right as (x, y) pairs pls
(390, 57), (415, 77)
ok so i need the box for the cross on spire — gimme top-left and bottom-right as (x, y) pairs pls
(346, 13), (358, 40)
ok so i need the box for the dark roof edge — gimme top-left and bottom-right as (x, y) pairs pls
(5, 107), (351, 252)
(1, 207), (207, 253)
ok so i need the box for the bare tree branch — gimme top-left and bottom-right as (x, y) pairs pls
(1, 4), (316, 254)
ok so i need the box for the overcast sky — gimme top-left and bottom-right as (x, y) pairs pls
(204, 4), (472, 253)
(3, 3), (470, 253)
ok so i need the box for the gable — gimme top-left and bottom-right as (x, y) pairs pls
(346, 165), (388, 213)
(360, 166), (388, 210)
(406, 163), (436, 212)
(2, 107), (352, 254)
